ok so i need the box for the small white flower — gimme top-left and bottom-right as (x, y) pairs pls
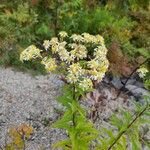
(20, 45), (42, 62)
(59, 49), (71, 61)
(49, 37), (59, 54)
(94, 45), (108, 60)
(59, 31), (68, 38)
(79, 78), (93, 91)
(49, 37), (58, 45)
(89, 69), (105, 81)
(96, 35), (105, 45)
(68, 63), (83, 76)
(66, 73), (79, 83)
(70, 44), (87, 60)
(87, 59), (100, 69)
(70, 34), (84, 42)
(66, 63), (83, 83)
(41, 57), (57, 72)
(43, 40), (50, 50)
(137, 67), (149, 78)
(82, 33), (95, 43)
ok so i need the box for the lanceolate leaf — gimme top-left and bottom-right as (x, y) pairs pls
(98, 98), (150, 150)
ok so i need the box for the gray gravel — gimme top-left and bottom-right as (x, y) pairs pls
(0, 67), (149, 149)
(0, 67), (66, 149)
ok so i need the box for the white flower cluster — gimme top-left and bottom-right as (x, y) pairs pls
(20, 45), (42, 62)
(82, 33), (104, 44)
(43, 40), (50, 51)
(20, 31), (109, 91)
(41, 57), (57, 72)
(43, 37), (59, 53)
(137, 67), (149, 78)
(79, 78), (93, 91)
(70, 33), (105, 45)
(71, 34), (84, 42)
(70, 44), (87, 60)
(66, 63), (83, 83)
(59, 31), (68, 39)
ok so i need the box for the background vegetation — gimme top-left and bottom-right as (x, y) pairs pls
(0, 0), (149, 75)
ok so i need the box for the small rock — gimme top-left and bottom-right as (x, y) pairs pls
(111, 77), (123, 89)
(126, 84), (150, 98)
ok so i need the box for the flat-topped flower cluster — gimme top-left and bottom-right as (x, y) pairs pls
(20, 31), (109, 91)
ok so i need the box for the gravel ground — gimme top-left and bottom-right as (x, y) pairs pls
(0, 67), (149, 149)
(0, 67), (66, 149)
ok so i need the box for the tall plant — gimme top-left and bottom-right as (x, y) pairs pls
(20, 31), (109, 149)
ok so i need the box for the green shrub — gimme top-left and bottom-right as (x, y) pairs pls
(0, 0), (149, 75)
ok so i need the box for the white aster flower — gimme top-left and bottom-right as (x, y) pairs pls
(70, 34), (84, 42)
(49, 37), (58, 45)
(41, 57), (57, 72)
(58, 41), (67, 51)
(79, 78), (93, 91)
(89, 69), (105, 81)
(94, 45), (108, 60)
(58, 43), (74, 63)
(49, 37), (59, 54)
(82, 33), (92, 43)
(68, 63), (83, 76)
(43, 40), (50, 50)
(70, 44), (87, 60)
(59, 49), (71, 62)
(82, 33), (96, 43)
(20, 45), (42, 62)
(95, 35), (105, 45)
(68, 43), (78, 49)
(59, 31), (68, 39)
(82, 33), (105, 45)
(66, 63), (83, 83)
(137, 67), (149, 78)
(66, 73), (79, 83)
(87, 59), (100, 69)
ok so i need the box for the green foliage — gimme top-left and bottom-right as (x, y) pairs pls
(0, 1), (49, 74)
(106, 0), (150, 13)
(60, 7), (134, 38)
(97, 97), (150, 150)
(144, 79), (150, 91)
(53, 85), (150, 150)
(53, 85), (98, 150)
(0, 0), (149, 75)
(0, 2), (38, 45)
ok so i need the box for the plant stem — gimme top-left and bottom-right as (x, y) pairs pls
(108, 103), (149, 150)
(72, 85), (78, 149)
(115, 58), (149, 99)
(72, 85), (76, 127)
(23, 139), (26, 150)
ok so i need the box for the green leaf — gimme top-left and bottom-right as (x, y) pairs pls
(52, 110), (72, 129)
(110, 114), (123, 130)
(122, 110), (133, 126)
(129, 130), (142, 150)
(137, 48), (150, 58)
(36, 23), (50, 36)
(101, 127), (115, 140)
(53, 139), (71, 149)
(144, 111), (150, 117)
